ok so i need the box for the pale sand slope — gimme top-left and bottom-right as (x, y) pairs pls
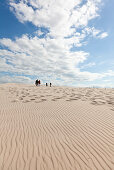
(0, 84), (114, 170)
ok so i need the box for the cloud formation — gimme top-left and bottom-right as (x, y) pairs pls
(10, 0), (103, 38)
(0, 34), (112, 85)
(0, 0), (111, 86)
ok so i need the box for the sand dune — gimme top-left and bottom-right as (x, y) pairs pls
(0, 83), (114, 170)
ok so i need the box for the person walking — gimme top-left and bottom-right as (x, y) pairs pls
(38, 80), (41, 86)
(35, 79), (38, 86)
(50, 83), (52, 87)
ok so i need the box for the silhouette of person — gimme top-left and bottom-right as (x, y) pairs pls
(50, 83), (52, 87)
(46, 83), (48, 86)
(38, 80), (41, 86)
(35, 79), (38, 86)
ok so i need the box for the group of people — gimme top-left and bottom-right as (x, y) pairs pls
(35, 79), (52, 87)
(35, 79), (41, 86)
(46, 83), (52, 87)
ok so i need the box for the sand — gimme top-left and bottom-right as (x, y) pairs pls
(0, 83), (114, 170)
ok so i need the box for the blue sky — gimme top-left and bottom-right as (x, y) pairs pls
(0, 0), (114, 87)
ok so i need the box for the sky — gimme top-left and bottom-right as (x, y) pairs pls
(0, 0), (114, 87)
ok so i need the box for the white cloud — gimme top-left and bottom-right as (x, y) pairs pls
(0, 35), (89, 76)
(0, 75), (33, 84)
(83, 27), (108, 39)
(97, 32), (108, 39)
(35, 30), (44, 36)
(104, 70), (114, 76)
(0, 34), (113, 86)
(9, 0), (102, 38)
(80, 62), (96, 69)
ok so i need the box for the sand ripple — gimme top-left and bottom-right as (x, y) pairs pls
(0, 84), (114, 170)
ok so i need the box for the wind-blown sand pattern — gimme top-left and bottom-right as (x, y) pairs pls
(0, 83), (114, 170)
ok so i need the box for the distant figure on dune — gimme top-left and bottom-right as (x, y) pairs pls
(50, 83), (52, 87)
(46, 83), (48, 86)
(38, 80), (41, 86)
(35, 79), (38, 86)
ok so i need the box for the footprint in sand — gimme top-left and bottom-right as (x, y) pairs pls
(23, 100), (30, 103)
(19, 97), (23, 100)
(51, 99), (57, 101)
(30, 98), (36, 101)
(66, 98), (79, 101)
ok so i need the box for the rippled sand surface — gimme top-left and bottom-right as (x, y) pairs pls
(0, 83), (114, 170)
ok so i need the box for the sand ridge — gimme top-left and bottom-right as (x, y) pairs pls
(0, 83), (114, 170)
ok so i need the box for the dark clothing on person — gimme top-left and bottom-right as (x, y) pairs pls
(38, 80), (41, 85)
(50, 83), (52, 87)
(46, 83), (48, 86)
(35, 79), (38, 86)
